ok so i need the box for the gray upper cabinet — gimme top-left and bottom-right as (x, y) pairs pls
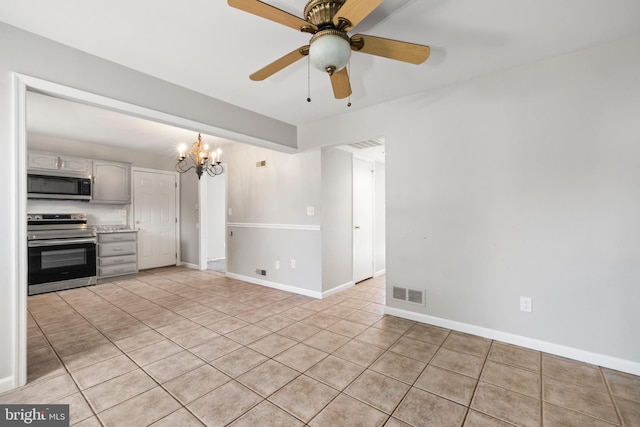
(92, 160), (131, 204)
(28, 151), (92, 174)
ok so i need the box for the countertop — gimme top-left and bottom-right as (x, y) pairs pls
(94, 225), (138, 233)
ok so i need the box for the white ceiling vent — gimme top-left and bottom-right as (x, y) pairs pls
(392, 286), (426, 306)
(347, 138), (384, 150)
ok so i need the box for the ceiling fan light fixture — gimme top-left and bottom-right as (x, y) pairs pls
(309, 29), (351, 74)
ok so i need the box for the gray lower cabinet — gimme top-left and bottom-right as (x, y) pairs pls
(97, 232), (138, 282)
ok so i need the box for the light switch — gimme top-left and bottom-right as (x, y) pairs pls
(307, 206), (315, 216)
(228, 208), (232, 216)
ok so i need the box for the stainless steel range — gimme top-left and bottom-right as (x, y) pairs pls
(27, 213), (97, 295)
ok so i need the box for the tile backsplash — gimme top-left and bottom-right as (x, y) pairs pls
(27, 200), (129, 226)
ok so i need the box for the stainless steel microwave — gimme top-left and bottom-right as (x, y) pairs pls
(27, 171), (92, 201)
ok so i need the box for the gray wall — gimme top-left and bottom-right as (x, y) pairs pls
(224, 143), (322, 293)
(321, 147), (353, 292)
(299, 33), (640, 367)
(0, 21), (296, 389)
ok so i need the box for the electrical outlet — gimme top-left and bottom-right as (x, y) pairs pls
(520, 296), (532, 313)
(228, 208), (232, 216)
(307, 206), (315, 216)
(290, 259), (296, 269)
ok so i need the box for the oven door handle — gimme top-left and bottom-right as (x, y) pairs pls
(28, 238), (97, 247)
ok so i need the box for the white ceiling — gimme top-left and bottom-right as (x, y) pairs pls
(26, 91), (234, 154)
(3, 0), (640, 142)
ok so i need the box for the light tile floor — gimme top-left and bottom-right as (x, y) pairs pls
(2, 266), (639, 426)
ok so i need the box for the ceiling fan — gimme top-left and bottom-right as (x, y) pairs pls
(228, 0), (431, 99)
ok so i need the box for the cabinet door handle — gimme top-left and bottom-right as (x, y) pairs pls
(113, 248), (124, 251)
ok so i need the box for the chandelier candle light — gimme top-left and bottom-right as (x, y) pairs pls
(176, 133), (223, 179)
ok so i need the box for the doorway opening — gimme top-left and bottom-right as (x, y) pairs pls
(201, 168), (227, 273)
(336, 137), (386, 284)
(13, 74), (252, 390)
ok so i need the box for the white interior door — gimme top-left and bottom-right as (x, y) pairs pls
(133, 170), (177, 269)
(353, 158), (374, 283)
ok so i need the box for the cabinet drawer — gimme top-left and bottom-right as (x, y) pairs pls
(98, 241), (136, 256)
(98, 232), (137, 243)
(98, 263), (137, 277)
(99, 254), (137, 266)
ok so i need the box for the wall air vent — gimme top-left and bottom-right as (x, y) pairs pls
(392, 286), (425, 306)
(392, 286), (407, 301)
(347, 138), (384, 150)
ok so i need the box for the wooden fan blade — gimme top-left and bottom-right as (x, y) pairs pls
(228, 0), (317, 33)
(332, 0), (384, 30)
(330, 67), (352, 99)
(351, 34), (430, 64)
(250, 46), (309, 81)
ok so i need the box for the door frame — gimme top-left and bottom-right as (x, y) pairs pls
(198, 163), (227, 271)
(352, 157), (375, 283)
(12, 73), (245, 390)
(131, 167), (181, 268)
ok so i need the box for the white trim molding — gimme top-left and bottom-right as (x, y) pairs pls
(385, 306), (640, 376)
(322, 281), (354, 299)
(13, 73), (29, 391)
(14, 74), (298, 154)
(226, 273), (322, 299)
(180, 262), (201, 270)
(227, 222), (321, 231)
(374, 269), (386, 278)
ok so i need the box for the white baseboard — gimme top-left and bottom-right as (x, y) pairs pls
(322, 281), (354, 298)
(180, 262), (200, 270)
(374, 269), (386, 278)
(385, 306), (640, 376)
(225, 273), (322, 299)
(0, 375), (15, 394)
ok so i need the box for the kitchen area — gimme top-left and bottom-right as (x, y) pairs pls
(27, 150), (139, 295)
(23, 88), (203, 299)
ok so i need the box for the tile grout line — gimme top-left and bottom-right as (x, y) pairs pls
(599, 367), (625, 427)
(539, 346), (543, 427)
(60, 282), (214, 425)
(461, 336), (492, 426)
(28, 293), (106, 426)
(85, 274), (238, 426)
(94, 272), (370, 426)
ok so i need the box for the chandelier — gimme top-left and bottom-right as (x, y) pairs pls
(176, 133), (223, 180)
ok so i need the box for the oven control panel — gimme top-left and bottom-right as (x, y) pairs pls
(28, 213), (87, 222)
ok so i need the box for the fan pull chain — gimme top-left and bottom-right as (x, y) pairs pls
(307, 55), (311, 103)
(347, 62), (352, 107)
